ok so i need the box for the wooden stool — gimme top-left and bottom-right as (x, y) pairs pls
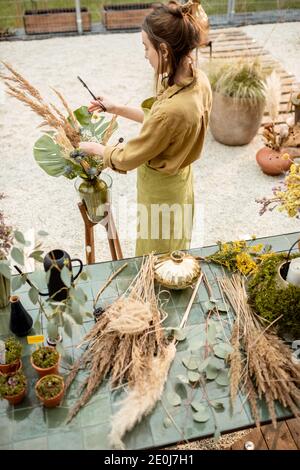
(78, 202), (123, 264)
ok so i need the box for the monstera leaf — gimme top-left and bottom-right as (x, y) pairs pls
(33, 106), (117, 179)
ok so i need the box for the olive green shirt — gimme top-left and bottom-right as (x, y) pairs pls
(103, 69), (212, 175)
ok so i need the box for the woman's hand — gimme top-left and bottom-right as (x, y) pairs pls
(88, 95), (118, 115)
(79, 141), (105, 156)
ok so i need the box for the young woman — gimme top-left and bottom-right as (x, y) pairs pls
(79, 1), (212, 256)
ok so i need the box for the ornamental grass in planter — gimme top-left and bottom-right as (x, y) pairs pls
(0, 371), (26, 405)
(31, 346), (60, 377)
(35, 374), (64, 408)
(0, 337), (22, 375)
(206, 58), (267, 146)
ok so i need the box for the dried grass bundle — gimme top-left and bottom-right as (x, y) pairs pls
(109, 343), (176, 449)
(220, 274), (300, 427)
(263, 71), (281, 123)
(65, 254), (168, 423)
(0, 61), (80, 148)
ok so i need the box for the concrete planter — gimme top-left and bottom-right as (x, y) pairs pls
(102, 3), (159, 30)
(23, 8), (91, 35)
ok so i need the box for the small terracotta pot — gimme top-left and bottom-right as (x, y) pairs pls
(35, 376), (64, 408)
(31, 349), (60, 378)
(4, 386), (26, 405)
(0, 359), (21, 375)
(256, 147), (292, 176)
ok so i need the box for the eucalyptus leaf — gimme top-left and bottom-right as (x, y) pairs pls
(0, 262), (11, 279)
(206, 364), (219, 380)
(193, 407), (210, 423)
(28, 286), (39, 305)
(188, 337), (205, 351)
(29, 250), (44, 263)
(14, 230), (26, 245)
(216, 370), (230, 386)
(182, 356), (198, 370)
(79, 271), (88, 281)
(207, 322), (217, 344)
(174, 382), (187, 400)
(166, 391), (181, 407)
(198, 356), (211, 372)
(68, 308), (83, 325)
(208, 356), (224, 370)
(216, 301), (229, 312)
(203, 300), (216, 312)
(210, 401), (225, 411)
(173, 328), (187, 341)
(60, 266), (72, 288)
(11, 247), (24, 266)
(72, 287), (87, 305)
(11, 276), (23, 292)
(191, 400), (205, 412)
(33, 318), (42, 333)
(37, 230), (49, 237)
(176, 374), (189, 384)
(213, 343), (233, 359)
(188, 370), (200, 383)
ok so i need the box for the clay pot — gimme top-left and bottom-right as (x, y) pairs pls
(210, 92), (265, 146)
(35, 375), (64, 408)
(256, 147), (292, 176)
(0, 359), (21, 375)
(4, 387), (26, 405)
(31, 348), (60, 377)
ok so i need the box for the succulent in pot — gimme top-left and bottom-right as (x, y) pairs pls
(0, 371), (27, 405)
(0, 337), (22, 374)
(35, 374), (64, 408)
(31, 346), (60, 377)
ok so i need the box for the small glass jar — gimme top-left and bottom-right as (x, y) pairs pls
(75, 173), (112, 224)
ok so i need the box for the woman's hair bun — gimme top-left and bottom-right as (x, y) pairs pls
(167, 1), (184, 18)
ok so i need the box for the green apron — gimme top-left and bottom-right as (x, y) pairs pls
(135, 163), (194, 256)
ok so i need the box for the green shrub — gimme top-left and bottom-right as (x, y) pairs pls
(32, 346), (59, 369)
(248, 253), (300, 336)
(0, 371), (26, 397)
(3, 337), (22, 364)
(36, 374), (63, 399)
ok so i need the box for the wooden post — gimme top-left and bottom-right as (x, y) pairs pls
(78, 202), (123, 264)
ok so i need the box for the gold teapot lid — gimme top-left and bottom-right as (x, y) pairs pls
(154, 251), (201, 290)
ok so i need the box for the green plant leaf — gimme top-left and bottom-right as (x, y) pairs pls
(205, 364), (219, 380)
(175, 382), (188, 400)
(11, 276), (23, 292)
(198, 356), (210, 372)
(213, 342), (233, 359)
(11, 247), (24, 266)
(79, 271), (88, 281)
(166, 391), (181, 407)
(34, 134), (70, 178)
(208, 356), (224, 369)
(207, 322), (218, 344)
(203, 300), (216, 312)
(60, 266), (72, 288)
(188, 370), (200, 383)
(173, 328), (186, 341)
(176, 374), (189, 384)
(72, 287), (87, 305)
(73, 106), (91, 126)
(29, 286), (39, 305)
(216, 370), (229, 386)
(68, 306), (83, 325)
(193, 407), (210, 423)
(182, 356), (198, 370)
(216, 301), (229, 312)
(210, 401), (225, 411)
(14, 230), (26, 245)
(37, 230), (48, 237)
(191, 400), (205, 412)
(29, 250), (44, 263)
(0, 262), (11, 279)
(188, 337), (205, 351)
(33, 318), (41, 333)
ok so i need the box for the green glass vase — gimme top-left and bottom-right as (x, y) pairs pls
(75, 173), (112, 224)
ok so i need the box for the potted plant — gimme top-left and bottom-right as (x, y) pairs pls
(31, 346), (60, 377)
(0, 371), (27, 405)
(35, 374), (64, 408)
(207, 58), (267, 146)
(23, 7), (91, 35)
(0, 337), (22, 374)
(0, 194), (13, 308)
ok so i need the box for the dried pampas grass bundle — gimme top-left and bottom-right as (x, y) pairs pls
(65, 254), (168, 423)
(220, 274), (300, 427)
(263, 70), (281, 123)
(109, 343), (176, 449)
